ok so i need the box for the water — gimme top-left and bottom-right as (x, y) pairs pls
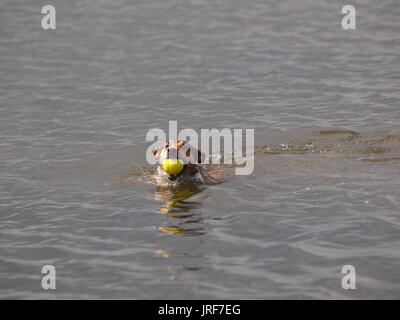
(0, 0), (399, 299)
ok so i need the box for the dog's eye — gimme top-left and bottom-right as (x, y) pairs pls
(153, 149), (157, 155)
(186, 148), (191, 157)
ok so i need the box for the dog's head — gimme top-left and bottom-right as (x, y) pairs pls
(153, 140), (205, 181)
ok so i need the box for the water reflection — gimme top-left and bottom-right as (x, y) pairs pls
(153, 186), (206, 280)
(153, 183), (206, 236)
(153, 249), (203, 280)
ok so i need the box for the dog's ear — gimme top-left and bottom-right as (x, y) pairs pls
(197, 149), (206, 164)
(197, 150), (204, 163)
(178, 142), (205, 164)
(152, 146), (161, 160)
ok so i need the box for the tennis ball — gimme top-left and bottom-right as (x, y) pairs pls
(161, 159), (184, 176)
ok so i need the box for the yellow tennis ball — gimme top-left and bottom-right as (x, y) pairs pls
(161, 159), (184, 175)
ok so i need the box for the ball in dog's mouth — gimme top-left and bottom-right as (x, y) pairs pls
(161, 159), (184, 178)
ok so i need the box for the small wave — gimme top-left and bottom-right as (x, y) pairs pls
(255, 128), (400, 162)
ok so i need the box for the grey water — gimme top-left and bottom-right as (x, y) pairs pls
(0, 0), (399, 299)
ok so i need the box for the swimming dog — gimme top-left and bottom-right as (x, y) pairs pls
(152, 140), (224, 185)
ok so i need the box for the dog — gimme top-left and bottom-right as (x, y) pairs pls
(152, 140), (224, 185)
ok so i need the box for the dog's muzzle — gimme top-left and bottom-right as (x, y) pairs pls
(167, 173), (180, 181)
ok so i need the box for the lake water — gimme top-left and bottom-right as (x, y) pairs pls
(0, 0), (399, 299)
